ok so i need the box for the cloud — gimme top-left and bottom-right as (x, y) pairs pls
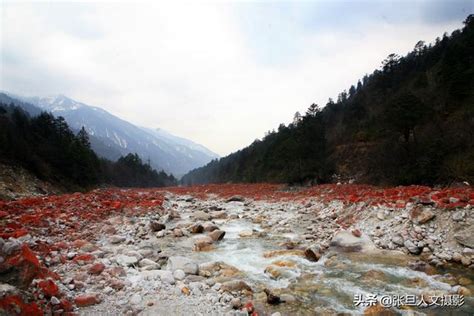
(0, 1), (469, 155)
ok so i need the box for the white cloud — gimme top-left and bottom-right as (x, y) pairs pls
(0, 1), (466, 155)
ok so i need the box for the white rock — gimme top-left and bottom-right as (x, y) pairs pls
(212, 283), (221, 291)
(167, 256), (199, 275)
(139, 258), (158, 268)
(130, 293), (142, 305)
(330, 230), (376, 252)
(157, 270), (175, 284)
(116, 255), (139, 267)
(66, 252), (76, 260)
(452, 211), (465, 221)
(376, 211), (385, 221)
(404, 240), (421, 254)
(173, 269), (186, 280)
(110, 235), (126, 244)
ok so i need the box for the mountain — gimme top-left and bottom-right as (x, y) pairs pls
(0, 102), (176, 190)
(0, 93), (43, 117)
(5, 93), (219, 176)
(182, 15), (474, 186)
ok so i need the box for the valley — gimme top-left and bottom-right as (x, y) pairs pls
(0, 184), (473, 315)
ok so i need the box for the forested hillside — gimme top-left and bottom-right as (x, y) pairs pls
(0, 103), (176, 190)
(183, 15), (474, 186)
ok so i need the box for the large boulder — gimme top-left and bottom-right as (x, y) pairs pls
(193, 211), (211, 221)
(150, 221), (166, 232)
(153, 270), (175, 284)
(209, 230), (225, 242)
(263, 249), (306, 258)
(264, 265), (297, 280)
(198, 261), (241, 278)
(454, 230), (474, 248)
(404, 240), (422, 255)
(329, 230), (376, 252)
(226, 195), (245, 202)
(304, 244), (322, 262)
(203, 222), (219, 232)
(410, 207), (435, 224)
(116, 255), (139, 267)
(189, 223), (204, 234)
(167, 256), (199, 275)
(210, 211), (228, 219)
(221, 280), (252, 292)
(194, 236), (214, 251)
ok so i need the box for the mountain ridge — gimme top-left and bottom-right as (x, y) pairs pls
(182, 15), (474, 186)
(2, 92), (219, 177)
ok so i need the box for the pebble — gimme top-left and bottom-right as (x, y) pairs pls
(230, 297), (241, 309)
(130, 294), (142, 305)
(404, 240), (421, 254)
(392, 235), (404, 246)
(67, 252), (77, 260)
(452, 211), (465, 221)
(110, 235), (126, 244)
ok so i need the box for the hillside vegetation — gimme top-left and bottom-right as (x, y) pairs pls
(183, 15), (474, 186)
(0, 103), (176, 191)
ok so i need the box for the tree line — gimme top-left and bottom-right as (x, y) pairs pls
(0, 104), (176, 190)
(182, 15), (474, 186)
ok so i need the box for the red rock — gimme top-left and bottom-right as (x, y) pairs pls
(71, 239), (88, 248)
(73, 253), (95, 263)
(88, 262), (105, 275)
(60, 298), (74, 312)
(352, 229), (362, 238)
(52, 241), (68, 249)
(6, 245), (45, 288)
(74, 294), (101, 307)
(0, 295), (42, 316)
(0, 228), (29, 239)
(243, 301), (254, 313)
(37, 279), (59, 297)
(109, 279), (125, 290)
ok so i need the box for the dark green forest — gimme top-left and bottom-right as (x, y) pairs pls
(182, 15), (474, 186)
(0, 104), (176, 190)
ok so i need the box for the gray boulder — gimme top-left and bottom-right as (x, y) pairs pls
(167, 256), (199, 275)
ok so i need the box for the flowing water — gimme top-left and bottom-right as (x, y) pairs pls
(170, 201), (474, 315)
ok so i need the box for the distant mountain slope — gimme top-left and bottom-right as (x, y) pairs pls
(0, 93), (42, 117)
(182, 15), (474, 186)
(0, 102), (176, 190)
(0, 92), (124, 162)
(6, 93), (219, 176)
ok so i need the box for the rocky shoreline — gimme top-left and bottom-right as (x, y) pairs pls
(0, 184), (473, 315)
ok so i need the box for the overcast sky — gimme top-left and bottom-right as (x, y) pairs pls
(1, 0), (472, 156)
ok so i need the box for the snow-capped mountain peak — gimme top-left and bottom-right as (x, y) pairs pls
(7, 92), (219, 177)
(35, 94), (84, 111)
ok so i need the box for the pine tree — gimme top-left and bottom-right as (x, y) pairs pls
(77, 127), (91, 148)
